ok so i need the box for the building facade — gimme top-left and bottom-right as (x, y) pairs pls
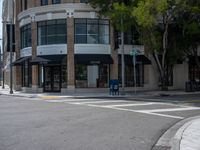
(2, 0), (193, 93)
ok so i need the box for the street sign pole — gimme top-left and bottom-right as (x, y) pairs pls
(133, 53), (136, 95)
(130, 49), (138, 95)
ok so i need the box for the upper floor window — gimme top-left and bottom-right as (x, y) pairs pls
(37, 19), (67, 45)
(41, 0), (48, 6)
(75, 19), (110, 44)
(21, 24), (32, 49)
(52, 0), (61, 4)
(120, 29), (141, 45)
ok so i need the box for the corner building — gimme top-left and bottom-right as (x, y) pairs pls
(4, 0), (189, 93)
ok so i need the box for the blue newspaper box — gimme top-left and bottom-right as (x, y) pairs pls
(109, 79), (119, 95)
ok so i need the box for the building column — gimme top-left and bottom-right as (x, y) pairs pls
(110, 26), (118, 79)
(31, 20), (39, 92)
(48, 0), (52, 5)
(14, 1), (22, 91)
(67, 17), (75, 90)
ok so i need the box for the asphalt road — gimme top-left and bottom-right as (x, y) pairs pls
(0, 95), (200, 150)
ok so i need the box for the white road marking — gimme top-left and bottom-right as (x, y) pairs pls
(103, 102), (156, 108)
(69, 100), (127, 104)
(85, 104), (184, 119)
(139, 107), (200, 113)
(45, 99), (101, 103)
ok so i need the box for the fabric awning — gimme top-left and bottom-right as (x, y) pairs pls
(40, 55), (67, 64)
(75, 54), (113, 65)
(118, 55), (151, 65)
(13, 56), (31, 66)
(30, 57), (50, 65)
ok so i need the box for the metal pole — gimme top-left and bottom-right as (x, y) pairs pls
(2, 36), (5, 89)
(0, 45), (1, 86)
(133, 54), (136, 94)
(9, 22), (13, 94)
(121, 17), (125, 95)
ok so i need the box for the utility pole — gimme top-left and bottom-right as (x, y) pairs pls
(121, 15), (125, 95)
(0, 44), (2, 86)
(8, 0), (14, 94)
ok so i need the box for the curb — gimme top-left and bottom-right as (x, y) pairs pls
(152, 116), (200, 150)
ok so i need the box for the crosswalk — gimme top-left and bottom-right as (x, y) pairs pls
(44, 98), (200, 120)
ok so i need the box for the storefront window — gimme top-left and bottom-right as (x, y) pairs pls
(41, 0), (48, 5)
(75, 19), (109, 44)
(98, 65), (109, 88)
(189, 64), (200, 81)
(38, 19), (67, 45)
(22, 60), (32, 87)
(61, 66), (67, 88)
(118, 64), (144, 87)
(52, 0), (60, 4)
(21, 24), (31, 49)
(75, 65), (87, 88)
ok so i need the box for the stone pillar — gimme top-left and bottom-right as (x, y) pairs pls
(35, 0), (40, 7)
(14, 0), (22, 91)
(67, 17), (75, 90)
(110, 26), (118, 79)
(31, 21), (39, 92)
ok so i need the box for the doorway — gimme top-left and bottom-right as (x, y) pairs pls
(44, 66), (61, 92)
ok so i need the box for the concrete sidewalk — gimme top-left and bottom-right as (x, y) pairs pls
(173, 118), (200, 150)
(1, 85), (200, 99)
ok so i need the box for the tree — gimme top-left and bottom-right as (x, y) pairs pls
(132, 0), (185, 90)
(178, 0), (200, 70)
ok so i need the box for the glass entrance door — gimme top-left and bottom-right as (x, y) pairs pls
(44, 66), (61, 92)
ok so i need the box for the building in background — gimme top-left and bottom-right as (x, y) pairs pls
(2, 0), (192, 93)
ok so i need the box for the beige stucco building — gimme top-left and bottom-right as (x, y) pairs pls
(2, 0), (196, 93)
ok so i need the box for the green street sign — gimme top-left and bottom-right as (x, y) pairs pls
(130, 49), (139, 56)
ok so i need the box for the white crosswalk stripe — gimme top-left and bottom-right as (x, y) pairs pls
(103, 102), (156, 108)
(138, 107), (200, 113)
(43, 98), (200, 119)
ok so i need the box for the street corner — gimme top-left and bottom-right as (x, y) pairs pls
(39, 95), (61, 100)
(152, 116), (200, 150)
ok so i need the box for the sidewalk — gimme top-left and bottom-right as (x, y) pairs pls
(172, 117), (200, 150)
(1, 85), (200, 99)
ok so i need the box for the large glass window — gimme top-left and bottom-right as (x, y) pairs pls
(41, 0), (48, 6)
(52, 0), (61, 4)
(118, 64), (144, 87)
(22, 60), (32, 87)
(75, 19), (110, 44)
(21, 24), (32, 49)
(118, 28), (141, 45)
(37, 19), (67, 45)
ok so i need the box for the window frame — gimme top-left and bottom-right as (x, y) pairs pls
(74, 18), (110, 44)
(37, 19), (67, 46)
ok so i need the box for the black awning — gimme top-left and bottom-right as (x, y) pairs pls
(118, 55), (151, 65)
(30, 57), (51, 65)
(75, 54), (113, 65)
(40, 55), (67, 64)
(13, 56), (31, 66)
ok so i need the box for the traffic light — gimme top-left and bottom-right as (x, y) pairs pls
(6, 24), (15, 52)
